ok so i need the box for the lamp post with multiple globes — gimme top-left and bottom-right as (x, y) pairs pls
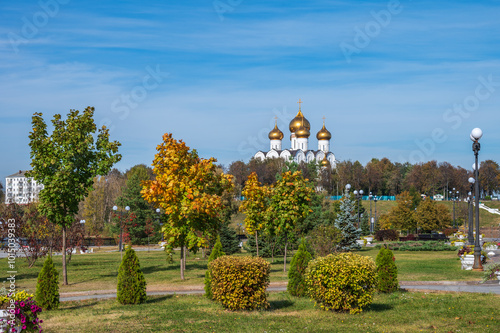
(113, 205), (130, 259)
(467, 177), (475, 245)
(353, 189), (364, 228)
(470, 128), (483, 271)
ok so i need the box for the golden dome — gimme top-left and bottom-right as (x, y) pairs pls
(295, 123), (310, 138)
(289, 109), (311, 133)
(321, 155), (330, 167)
(268, 122), (284, 140)
(316, 123), (332, 140)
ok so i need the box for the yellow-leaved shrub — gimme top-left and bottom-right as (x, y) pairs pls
(305, 252), (376, 314)
(209, 255), (270, 310)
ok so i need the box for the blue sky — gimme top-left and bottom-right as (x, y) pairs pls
(1, 0), (500, 185)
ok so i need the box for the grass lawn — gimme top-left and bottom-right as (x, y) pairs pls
(4, 247), (484, 295)
(39, 291), (500, 332)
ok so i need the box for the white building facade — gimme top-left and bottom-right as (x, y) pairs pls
(254, 102), (336, 169)
(5, 170), (44, 204)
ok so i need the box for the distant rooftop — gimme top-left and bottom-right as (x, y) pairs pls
(6, 170), (29, 178)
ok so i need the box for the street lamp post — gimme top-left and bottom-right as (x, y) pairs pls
(345, 183), (351, 196)
(467, 177), (475, 245)
(470, 128), (483, 271)
(452, 188), (456, 228)
(80, 219), (86, 248)
(156, 208), (163, 242)
(353, 190), (364, 228)
(374, 195), (378, 233)
(113, 205), (130, 259)
(369, 192), (373, 233)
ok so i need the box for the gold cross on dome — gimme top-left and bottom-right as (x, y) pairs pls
(297, 99), (302, 109)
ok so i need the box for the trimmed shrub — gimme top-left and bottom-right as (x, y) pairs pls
(35, 255), (59, 310)
(287, 238), (312, 297)
(210, 255), (270, 310)
(205, 236), (225, 299)
(117, 246), (147, 305)
(375, 241), (457, 251)
(375, 229), (399, 241)
(305, 252), (376, 314)
(375, 247), (399, 293)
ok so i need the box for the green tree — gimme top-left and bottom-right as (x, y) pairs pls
(218, 224), (240, 255)
(27, 107), (121, 285)
(117, 172), (155, 244)
(35, 255), (60, 310)
(380, 191), (417, 231)
(204, 236), (225, 299)
(267, 170), (313, 272)
(117, 246), (147, 305)
(334, 190), (361, 252)
(376, 247), (399, 293)
(287, 238), (312, 297)
(308, 225), (342, 257)
(239, 172), (270, 256)
(415, 198), (452, 232)
(142, 133), (233, 280)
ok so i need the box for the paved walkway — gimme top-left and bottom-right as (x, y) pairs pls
(59, 280), (500, 302)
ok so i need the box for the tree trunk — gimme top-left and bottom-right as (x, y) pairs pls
(180, 245), (185, 280)
(283, 233), (288, 272)
(255, 231), (259, 257)
(183, 246), (187, 271)
(62, 226), (68, 285)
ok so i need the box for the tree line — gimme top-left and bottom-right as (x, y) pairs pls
(228, 158), (500, 198)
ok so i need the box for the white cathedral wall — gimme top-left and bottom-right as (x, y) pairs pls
(318, 140), (330, 152)
(270, 139), (282, 150)
(297, 138), (308, 151)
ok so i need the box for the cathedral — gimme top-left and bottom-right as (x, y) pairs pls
(254, 100), (336, 169)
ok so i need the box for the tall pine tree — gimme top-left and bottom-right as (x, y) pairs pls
(334, 190), (361, 252)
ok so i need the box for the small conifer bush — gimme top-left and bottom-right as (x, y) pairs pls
(35, 255), (60, 310)
(376, 247), (399, 293)
(210, 255), (270, 310)
(287, 238), (312, 297)
(117, 246), (147, 305)
(305, 252), (376, 314)
(204, 236), (225, 299)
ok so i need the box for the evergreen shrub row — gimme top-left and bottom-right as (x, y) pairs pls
(375, 241), (457, 251)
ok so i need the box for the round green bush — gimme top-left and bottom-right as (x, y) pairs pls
(35, 255), (60, 310)
(376, 247), (399, 293)
(287, 238), (312, 297)
(210, 255), (270, 310)
(305, 252), (376, 314)
(117, 247), (147, 305)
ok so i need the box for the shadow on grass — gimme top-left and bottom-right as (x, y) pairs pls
(367, 303), (393, 312)
(147, 295), (174, 304)
(269, 299), (294, 310)
(16, 272), (39, 280)
(62, 300), (100, 310)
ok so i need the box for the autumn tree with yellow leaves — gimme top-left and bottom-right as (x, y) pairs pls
(239, 172), (270, 257)
(141, 133), (233, 280)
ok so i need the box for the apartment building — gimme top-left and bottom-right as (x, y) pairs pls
(4, 170), (44, 204)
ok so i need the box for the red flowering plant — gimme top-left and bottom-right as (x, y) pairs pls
(0, 290), (43, 333)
